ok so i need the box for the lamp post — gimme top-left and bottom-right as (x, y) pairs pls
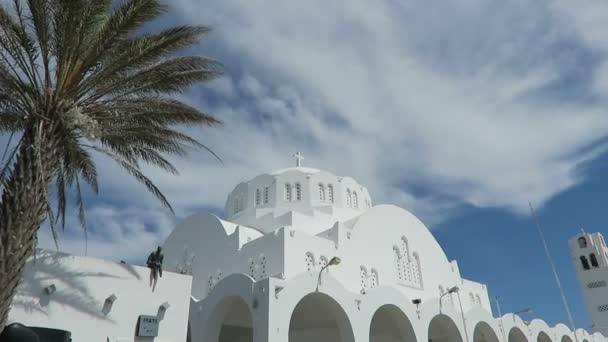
(513, 307), (532, 317)
(453, 287), (471, 342)
(495, 296), (507, 342)
(440, 286), (459, 312)
(317, 256), (341, 288)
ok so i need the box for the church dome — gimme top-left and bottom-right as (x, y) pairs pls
(224, 154), (372, 234)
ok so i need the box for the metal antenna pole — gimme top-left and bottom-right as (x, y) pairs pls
(495, 296), (507, 342)
(529, 202), (579, 342)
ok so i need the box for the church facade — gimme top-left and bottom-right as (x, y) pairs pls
(162, 160), (604, 342)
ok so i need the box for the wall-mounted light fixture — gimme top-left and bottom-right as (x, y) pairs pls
(159, 302), (170, 311)
(317, 256), (341, 288)
(43, 284), (56, 295)
(413, 298), (422, 319)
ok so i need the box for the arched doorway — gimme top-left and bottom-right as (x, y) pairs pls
(428, 314), (463, 342)
(369, 304), (417, 342)
(538, 332), (552, 342)
(289, 293), (354, 342)
(205, 296), (253, 342)
(508, 327), (528, 342)
(473, 322), (499, 342)
(561, 336), (573, 342)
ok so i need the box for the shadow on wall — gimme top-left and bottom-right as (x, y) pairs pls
(11, 249), (142, 322)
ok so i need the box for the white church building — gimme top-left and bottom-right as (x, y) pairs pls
(7, 156), (608, 342)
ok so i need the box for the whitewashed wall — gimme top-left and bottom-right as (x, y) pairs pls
(8, 249), (192, 342)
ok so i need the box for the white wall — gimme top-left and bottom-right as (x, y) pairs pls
(8, 249), (192, 342)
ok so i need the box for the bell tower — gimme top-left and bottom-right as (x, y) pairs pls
(570, 232), (608, 335)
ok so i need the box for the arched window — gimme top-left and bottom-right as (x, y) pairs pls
(353, 191), (358, 209)
(393, 246), (402, 281)
(285, 183), (292, 201)
(208, 275), (214, 294)
(400, 237), (409, 260)
(260, 254), (267, 279)
(319, 256), (329, 270)
(469, 293), (475, 306)
(413, 252), (422, 288)
(579, 237), (588, 248)
(305, 253), (315, 271)
(328, 185), (334, 203)
(249, 258), (256, 280)
(255, 189), (261, 206)
(475, 294), (482, 305)
(590, 253), (599, 268)
(370, 269), (379, 288)
(263, 187), (269, 204)
(319, 183), (325, 201)
(295, 183), (302, 200)
(581, 255), (591, 270)
(346, 189), (352, 207)
(360, 266), (368, 294)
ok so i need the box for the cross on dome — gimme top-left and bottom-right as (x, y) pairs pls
(293, 152), (304, 167)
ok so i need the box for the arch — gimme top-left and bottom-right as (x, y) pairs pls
(353, 191), (359, 208)
(537, 332), (552, 342)
(205, 295), (253, 342)
(508, 327), (528, 342)
(473, 322), (500, 342)
(289, 292), (355, 342)
(428, 314), (463, 342)
(369, 304), (417, 342)
(328, 184), (334, 203)
(561, 336), (573, 342)
(295, 183), (302, 200)
(578, 237), (588, 248)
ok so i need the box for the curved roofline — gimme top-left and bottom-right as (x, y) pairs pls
(270, 166), (321, 175)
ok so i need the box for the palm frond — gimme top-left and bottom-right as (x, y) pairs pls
(91, 146), (174, 214)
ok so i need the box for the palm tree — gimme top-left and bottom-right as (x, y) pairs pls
(0, 0), (222, 331)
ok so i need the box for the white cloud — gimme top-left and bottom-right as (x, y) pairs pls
(34, 0), (608, 259)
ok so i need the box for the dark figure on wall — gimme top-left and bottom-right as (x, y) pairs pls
(147, 246), (164, 292)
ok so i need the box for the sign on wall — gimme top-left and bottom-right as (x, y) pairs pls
(136, 315), (159, 337)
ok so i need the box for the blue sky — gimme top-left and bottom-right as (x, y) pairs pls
(29, 0), (608, 331)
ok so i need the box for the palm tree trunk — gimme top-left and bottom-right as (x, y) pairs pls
(0, 121), (61, 332)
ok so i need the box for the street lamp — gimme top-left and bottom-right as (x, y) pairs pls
(451, 287), (471, 342)
(317, 256), (341, 288)
(514, 307), (532, 315)
(495, 296), (507, 342)
(440, 286), (459, 312)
